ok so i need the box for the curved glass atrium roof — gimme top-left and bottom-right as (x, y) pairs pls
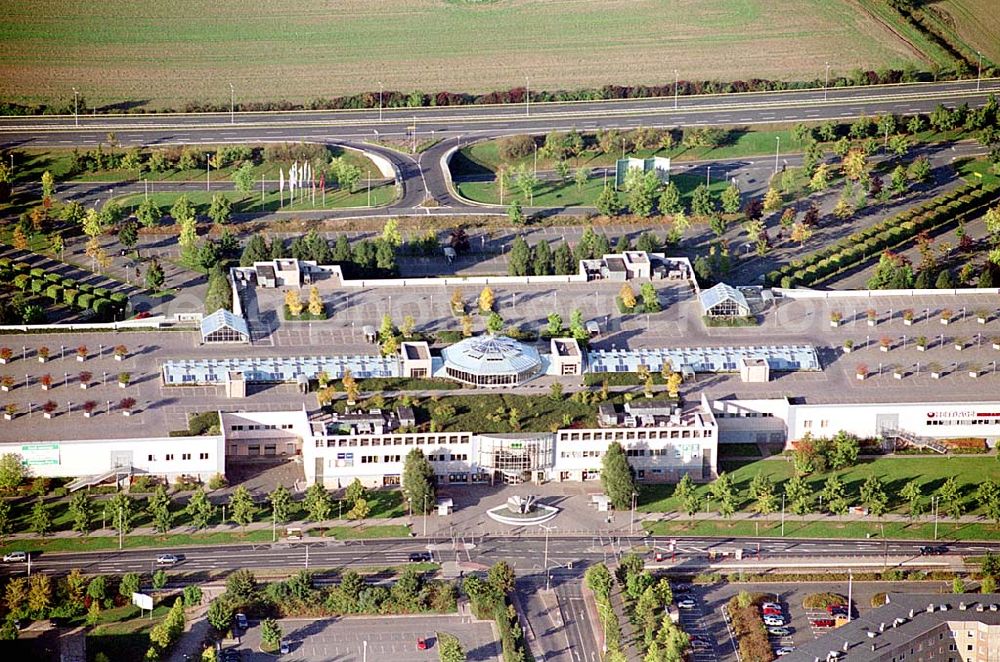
(441, 334), (542, 376)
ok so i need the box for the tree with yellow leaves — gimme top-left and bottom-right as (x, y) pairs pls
(763, 187), (782, 212)
(666, 371), (683, 398)
(478, 286), (494, 313)
(450, 288), (464, 315)
(285, 289), (304, 317)
(11, 227), (28, 250)
(307, 286), (323, 316)
(461, 315), (474, 337)
(619, 283), (637, 310)
(342, 369), (359, 405)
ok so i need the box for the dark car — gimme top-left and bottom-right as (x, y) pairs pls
(825, 604), (847, 614)
(919, 545), (949, 555)
(409, 552), (432, 563)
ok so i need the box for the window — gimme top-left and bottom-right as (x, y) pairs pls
(182, 453), (191, 460)
(230, 425), (244, 431)
(199, 453), (209, 460)
(803, 420), (813, 429)
(147, 454), (155, 462)
(165, 454), (174, 461)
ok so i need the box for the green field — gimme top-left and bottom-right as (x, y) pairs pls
(639, 456), (1000, 518)
(0, 0), (922, 109)
(111, 184), (396, 215)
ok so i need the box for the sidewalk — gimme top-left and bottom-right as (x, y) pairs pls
(167, 585), (223, 662)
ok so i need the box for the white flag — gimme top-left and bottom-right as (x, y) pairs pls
(304, 161), (310, 187)
(279, 168), (285, 193)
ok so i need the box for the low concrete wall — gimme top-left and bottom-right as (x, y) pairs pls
(776, 287), (1000, 299)
(0, 317), (167, 332)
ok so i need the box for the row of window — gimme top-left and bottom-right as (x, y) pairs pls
(148, 453), (210, 462)
(229, 424), (294, 431)
(926, 419), (1000, 426)
(559, 428), (713, 442)
(317, 434), (471, 448)
(356, 453), (471, 465)
(560, 446), (701, 460)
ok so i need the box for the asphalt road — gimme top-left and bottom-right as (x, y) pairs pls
(2, 79), (998, 218)
(4, 534), (997, 579)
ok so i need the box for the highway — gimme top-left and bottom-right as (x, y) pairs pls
(2, 79), (998, 217)
(4, 534), (997, 579)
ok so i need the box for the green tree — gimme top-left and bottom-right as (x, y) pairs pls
(344, 478), (368, 507)
(937, 477), (963, 519)
(488, 561), (516, 594)
(28, 573), (52, 617)
(119, 572), (141, 598)
(552, 242), (573, 275)
(30, 498), (52, 536)
(658, 181), (682, 215)
(438, 631), (467, 662)
(574, 167), (590, 191)
(626, 170), (661, 218)
(785, 474), (812, 514)
(809, 163), (831, 192)
(508, 235), (531, 276)
(822, 475), (848, 515)
(860, 474), (889, 517)
(69, 491), (94, 534)
(207, 193), (232, 225)
(403, 448), (436, 515)
(507, 199), (524, 226)
(900, 479), (924, 519)
(260, 618), (282, 649)
(829, 431), (860, 470)
(117, 218), (138, 251)
(908, 155), (931, 182)
(721, 181), (742, 214)
(268, 484), (292, 524)
(710, 472), (738, 517)
(231, 161), (255, 194)
(0, 454), (26, 492)
(185, 488), (215, 529)
(147, 484), (173, 534)
(346, 497), (370, 520)
(532, 240), (552, 275)
(41, 170), (55, 198)
(228, 485), (256, 531)
(595, 185), (623, 217)
(303, 482), (331, 521)
(600, 442), (637, 510)
(977, 480), (1000, 524)
(513, 163), (539, 203)
(0, 499), (11, 540)
(381, 218), (402, 248)
(145, 259), (165, 291)
(546, 312), (563, 336)
(206, 598), (234, 632)
(486, 311), (504, 334)
(569, 308), (588, 340)
(690, 184), (714, 216)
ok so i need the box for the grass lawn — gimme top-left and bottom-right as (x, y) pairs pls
(456, 172), (729, 208)
(10, 145), (381, 186)
(933, 0), (1000, 61)
(955, 157), (1000, 187)
(638, 456), (1000, 517)
(110, 184), (396, 216)
(0, 1), (920, 108)
(644, 518), (1000, 542)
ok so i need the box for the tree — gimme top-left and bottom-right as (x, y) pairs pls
(0, 453), (26, 492)
(900, 479), (924, 519)
(144, 259), (165, 291)
(791, 221), (813, 247)
(303, 482), (331, 521)
(30, 498), (52, 536)
(488, 561), (517, 594)
(185, 488), (215, 529)
(935, 269), (954, 289)
(690, 184), (714, 216)
(136, 197), (163, 227)
(28, 573), (52, 617)
(403, 448), (436, 515)
(486, 311), (504, 334)
(569, 308), (588, 340)
(709, 214), (727, 237)
(508, 236), (531, 276)
(259, 617), (282, 650)
(786, 474), (812, 514)
(829, 431), (860, 470)
(344, 478), (368, 508)
(232, 161), (254, 194)
(619, 283), (636, 309)
(177, 212), (198, 257)
(658, 181), (682, 214)
(206, 598), (234, 632)
(229, 485), (256, 531)
(0, 499), (11, 540)
(307, 286), (324, 317)
(908, 155), (931, 182)
(69, 491), (94, 534)
(147, 484), (173, 533)
(553, 242), (573, 274)
(600, 442), (637, 510)
(626, 170), (661, 217)
(285, 289), (304, 317)
(41, 170), (55, 198)
(507, 199), (524, 226)
(842, 149), (868, 181)
(268, 485), (292, 524)
(574, 167), (590, 191)
(342, 369), (360, 404)
(977, 480), (1000, 524)
(207, 194), (232, 225)
(595, 185), (623, 217)
(119, 572), (141, 598)
(546, 312), (563, 336)
(809, 163), (831, 192)
(478, 286), (494, 313)
(860, 474), (889, 517)
(709, 472), (738, 518)
(380, 217), (402, 248)
(330, 157), (362, 192)
(438, 631), (467, 662)
(117, 218), (138, 251)
(721, 182), (742, 214)
(762, 187), (781, 213)
(890, 164), (908, 195)
(822, 475), (847, 514)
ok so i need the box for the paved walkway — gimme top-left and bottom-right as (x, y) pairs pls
(167, 584), (224, 662)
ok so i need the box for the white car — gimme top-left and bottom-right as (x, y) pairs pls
(280, 641), (290, 654)
(762, 602), (782, 611)
(155, 554), (178, 565)
(763, 615), (785, 627)
(775, 647), (796, 656)
(2, 551), (26, 563)
(677, 598), (696, 609)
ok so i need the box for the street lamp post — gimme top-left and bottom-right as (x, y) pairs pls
(824, 63), (830, 101)
(780, 493), (786, 537)
(229, 83), (235, 124)
(525, 77), (530, 117)
(540, 523), (556, 590)
(363, 640), (367, 662)
(73, 87), (79, 127)
(674, 70), (679, 110)
(774, 136), (781, 174)
(978, 52), (983, 92)
(932, 496), (939, 540)
(378, 81), (383, 122)
(630, 492), (637, 535)
(423, 494), (428, 537)
(706, 165), (711, 187)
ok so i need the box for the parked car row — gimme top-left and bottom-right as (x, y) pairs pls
(761, 602), (795, 655)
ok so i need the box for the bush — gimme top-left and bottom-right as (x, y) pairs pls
(188, 411), (220, 436)
(803, 592), (847, 609)
(76, 293), (94, 311)
(497, 135), (535, 161)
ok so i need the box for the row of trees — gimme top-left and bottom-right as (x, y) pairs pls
(506, 229), (661, 277)
(239, 228), (400, 278)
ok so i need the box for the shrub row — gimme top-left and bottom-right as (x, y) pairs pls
(4, 65), (996, 116)
(727, 593), (775, 662)
(0, 259), (123, 321)
(766, 183), (1000, 288)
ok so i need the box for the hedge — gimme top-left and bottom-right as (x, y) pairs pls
(29, 267), (45, 278)
(766, 183), (1000, 288)
(63, 289), (78, 307)
(45, 285), (62, 303)
(76, 293), (94, 310)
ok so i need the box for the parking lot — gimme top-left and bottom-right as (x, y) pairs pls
(230, 614), (501, 662)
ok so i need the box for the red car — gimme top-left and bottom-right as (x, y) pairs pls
(417, 638), (428, 650)
(811, 618), (836, 628)
(762, 606), (783, 616)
